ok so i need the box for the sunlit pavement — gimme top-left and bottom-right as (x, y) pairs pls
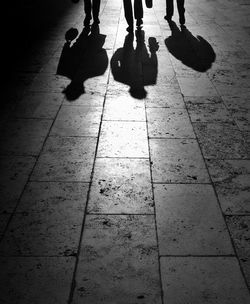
(0, 0), (250, 303)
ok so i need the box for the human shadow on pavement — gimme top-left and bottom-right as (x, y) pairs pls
(57, 25), (108, 101)
(165, 22), (216, 72)
(111, 29), (159, 99)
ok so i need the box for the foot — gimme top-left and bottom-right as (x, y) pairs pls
(126, 25), (134, 33)
(84, 16), (91, 27)
(136, 18), (143, 27)
(93, 17), (100, 24)
(164, 15), (172, 22)
(179, 14), (185, 25)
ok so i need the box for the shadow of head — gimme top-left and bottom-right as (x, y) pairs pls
(165, 22), (216, 72)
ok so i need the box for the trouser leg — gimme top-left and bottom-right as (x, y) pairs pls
(123, 0), (133, 26)
(166, 0), (174, 17)
(93, 0), (101, 20)
(134, 0), (143, 20)
(84, 0), (92, 18)
(177, 0), (185, 15)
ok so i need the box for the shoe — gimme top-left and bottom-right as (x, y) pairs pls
(93, 17), (100, 24)
(84, 16), (91, 27)
(126, 25), (134, 33)
(136, 18), (143, 27)
(164, 15), (172, 22)
(179, 14), (185, 25)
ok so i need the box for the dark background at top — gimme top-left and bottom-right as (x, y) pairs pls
(4, 0), (73, 76)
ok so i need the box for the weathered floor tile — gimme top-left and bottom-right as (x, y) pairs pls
(63, 93), (104, 107)
(184, 96), (223, 105)
(50, 106), (102, 137)
(177, 75), (218, 96)
(0, 119), (52, 156)
(155, 184), (233, 255)
(187, 103), (233, 123)
(160, 257), (250, 304)
(0, 214), (10, 237)
(31, 136), (97, 181)
(0, 257), (75, 304)
(13, 92), (63, 119)
(147, 108), (195, 138)
(239, 257), (250, 288)
(103, 95), (145, 121)
(150, 139), (209, 183)
(30, 74), (69, 92)
(0, 156), (36, 214)
(194, 122), (248, 159)
(230, 109), (250, 132)
(226, 216), (250, 258)
(222, 95), (250, 111)
(97, 121), (148, 158)
(0, 182), (88, 256)
(73, 215), (161, 304)
(145, 92), (185, 108)
(207, 159), (250, 214)
(88, 158), (154, 214)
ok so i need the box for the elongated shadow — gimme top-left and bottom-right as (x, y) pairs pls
(111, 29), (159, 99)
(165, 22), (216, 72)
(57, 25), (108, 101)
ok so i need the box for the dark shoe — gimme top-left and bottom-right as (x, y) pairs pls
(179, 14), (185, 25)
(93, 17), (100, 24)
(84, 16), (91, 26)
(126, 25), (134, 33)
(164, 15), (172, 22)
(136, 18), (143, 27)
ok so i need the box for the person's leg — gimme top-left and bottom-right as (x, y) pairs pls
(123, 0), (134, 32)
(165, 0), (174, 19)
(93, 0), (101, 23)
(177, 0), (185, 24)
(84, 0), (92, 25)
(134, 0), (143, 26)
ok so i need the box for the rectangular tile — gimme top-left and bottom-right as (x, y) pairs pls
(0, 182), (88, 256)
(31, 136), (97, 181)
(154, 184), (233, 255)
(88, 158), (154, 214)
(97, 121), (148, 158)
(73, 215), (161, 304)
(150, 139), (209, 183)
(0, 257), (75, 304)
(161, 257), (250, 304)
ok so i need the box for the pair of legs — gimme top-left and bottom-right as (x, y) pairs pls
(165, 0), (185, 24)
(123, 0), (143, 32)
(84, 0), (101, 26)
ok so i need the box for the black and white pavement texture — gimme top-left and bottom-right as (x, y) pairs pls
(0, 0), (250, 303)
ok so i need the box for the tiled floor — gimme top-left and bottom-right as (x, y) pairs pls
(0, 0), (250, 303)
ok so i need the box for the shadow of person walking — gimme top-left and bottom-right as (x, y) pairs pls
(111, 29), (159, 99)
(57, 25), (108, 101)
(165, 22), (216, 72)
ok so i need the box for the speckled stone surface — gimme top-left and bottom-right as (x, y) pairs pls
(161, 257), (250, 304)
(73, 215), (161, 304)
(88, 158), (154, 214)
(1, 0), (250, 302)
(0, 257), (75, 304)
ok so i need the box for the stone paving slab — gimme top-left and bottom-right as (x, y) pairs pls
(0, 118), (53, 156)
(0, 182), (88, 256)
(73, 215), (161, 304)
(88, 158), (154, 214)
(31, 136), (97, 182)
(0, 156), (36, 214)
(50, 105), (102, 137)
(160, 257), (250, 304)
(154, 184), (233, 255)
(207, 159), (250, 215)
(150, 139), (210, 183)
(0, 257), (75, 304)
